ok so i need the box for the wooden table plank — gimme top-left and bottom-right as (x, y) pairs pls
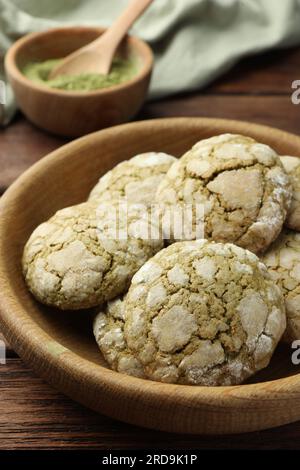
(0, 359), (299, 450)
(208, 46), (300, 94)
(141, 94), (300, 135)
(1, 93), (299, 192)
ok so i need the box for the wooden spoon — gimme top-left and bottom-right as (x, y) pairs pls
(49, 0), (153, 79)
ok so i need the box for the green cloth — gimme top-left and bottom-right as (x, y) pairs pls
(1, 0), (300, 125)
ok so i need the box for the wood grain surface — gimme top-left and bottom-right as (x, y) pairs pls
(0, 46), (300, 449)
(1, 359), (299, 450)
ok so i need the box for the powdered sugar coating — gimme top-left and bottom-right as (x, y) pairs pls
(261, 229), (300, 342)
(93, 296), (145, 378)
(118, 240), (286, 385)
(281, 156), (300, 231)
(89, 152), (176, 206)
(22, 201), (163, 310)
(156, 134), (292, 254)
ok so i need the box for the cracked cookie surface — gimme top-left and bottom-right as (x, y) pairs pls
(281, 156), (300, 231)
(261, 229), (300, 342)
(94, 295), (145, 378)
(156, 134), (292, 254)
(23, 201), (163, 310)
(89, 152), (176, 205)
(96, 240), (286, 385)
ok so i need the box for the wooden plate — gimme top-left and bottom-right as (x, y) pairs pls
(1, 118), (300, 435)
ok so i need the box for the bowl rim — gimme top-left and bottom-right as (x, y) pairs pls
(1, 117), (300, 433)
(4, 26), (154, 97)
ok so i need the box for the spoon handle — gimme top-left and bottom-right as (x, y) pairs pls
(91, 0), (153, 52)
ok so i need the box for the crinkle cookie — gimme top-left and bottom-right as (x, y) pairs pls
(120, 240), (285, 386)
(261, 230), (300, 342)
(156, 134), (292, 254)
(93, 296), (145, 378)
(280, 156), (300, 231)
(89, 152), (176, 205)
(22, 201), (163, 310)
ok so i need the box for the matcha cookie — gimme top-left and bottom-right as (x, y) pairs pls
(261, 229), (300, 342)
(280, 156), (300, 231)
(93, 295), (145, 378)
(97, 240), (285, 385)
(156, 134), (292, 254)
(23, 201), (163, 310)
(89, 152), (176, 205)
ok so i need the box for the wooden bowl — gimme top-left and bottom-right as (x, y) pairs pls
(5, 27), (153, 137)
(1, 118), (300, 435)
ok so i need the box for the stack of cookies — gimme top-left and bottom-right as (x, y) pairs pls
(22, 135), (300, 386)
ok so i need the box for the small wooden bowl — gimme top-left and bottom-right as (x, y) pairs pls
(1, 118), (300, 435)
(5, 27), (153, 137)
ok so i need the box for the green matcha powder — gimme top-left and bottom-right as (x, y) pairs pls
(22, 57), (139, 91)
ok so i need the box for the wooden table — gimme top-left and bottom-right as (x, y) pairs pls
(1, 47), (300, 450)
